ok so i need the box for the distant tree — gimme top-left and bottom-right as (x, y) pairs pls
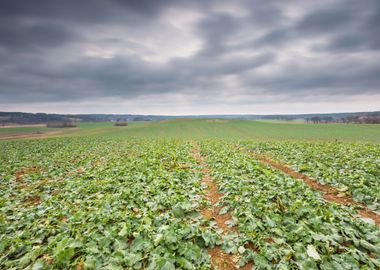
(133, 116), (151, 121)
(311, 117), (321, 123)
(46, 121), (76, 128)
(321, 116), (333, 123)
(114, 122), (128, 126)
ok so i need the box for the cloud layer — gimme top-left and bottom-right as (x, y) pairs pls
(0, 0), (379, 114)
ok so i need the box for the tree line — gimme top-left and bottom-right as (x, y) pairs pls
(305, 114), (380, 124)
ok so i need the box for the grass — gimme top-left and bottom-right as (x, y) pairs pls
(1, 119), (380, 143)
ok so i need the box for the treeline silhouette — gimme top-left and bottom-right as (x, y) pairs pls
(306, 113), (380, 124)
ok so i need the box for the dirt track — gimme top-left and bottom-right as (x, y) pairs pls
(192, 143), (253, 270)
(0, 131), (64, 140)
(0, 124), (46, 128)
(249, 151), (380, 227)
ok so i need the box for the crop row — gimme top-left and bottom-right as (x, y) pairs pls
(201, 141), (380, 269)
(0, 138), (220, 269)
(243, 142), (380, 211)
(1, 138), (379, 269)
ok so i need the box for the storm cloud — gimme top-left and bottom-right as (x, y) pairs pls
(0, 0), (379, 114)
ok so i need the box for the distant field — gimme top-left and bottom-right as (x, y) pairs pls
(1, 119), (380, 142)
(102, 119), (380, 142)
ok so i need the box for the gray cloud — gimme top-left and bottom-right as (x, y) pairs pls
(296, 9), (353, 34)
(0, 21), (76, 52)
(243, 59), (380, 96)
(319, 3), (380, 52)
(0, 0), (379, 113)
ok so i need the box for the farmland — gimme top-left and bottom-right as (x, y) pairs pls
(1, 119), (380, 269)
(2, 119), (380, 142)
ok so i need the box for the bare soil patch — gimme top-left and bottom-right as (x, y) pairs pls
(15, 166), (41, 181)
(25, 195), (42, 206)
(207, 247), (238, 270)
(192, 143), (253, 270)
(249, 151), (380, 227)
(201, 174), (235, 233)
(0, 124), (46, 128)
(0, 130), (64, 140)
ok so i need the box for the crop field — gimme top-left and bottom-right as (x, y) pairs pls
(2, 119), (380, 142)
(247, 142), (380, 211)
(1, 120), (380, 269)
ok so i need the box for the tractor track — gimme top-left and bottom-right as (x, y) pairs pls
(242, 149), (380, 227)
(192, 142), (253, 270)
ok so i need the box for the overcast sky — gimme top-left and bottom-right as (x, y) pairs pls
(0, 0), (379, 115)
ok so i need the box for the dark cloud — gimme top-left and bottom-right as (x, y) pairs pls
(254, 29), (291, 48)
(0, 0), (379, 113)
(0, 21), (76, 52)
(196, 12), (242, 57)
(319, 2), (380, 52)
(252, 0), (380, 51)
(243, 59), (380, 97)
(0, 0), (165, 22)
(296, 9), (353, 34)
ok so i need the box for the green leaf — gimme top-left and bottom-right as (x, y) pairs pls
(32, 260), (45, 270)
(161, 261), (176, 270)
(172, 206), (185, 218)
(306, 245), (321, 261)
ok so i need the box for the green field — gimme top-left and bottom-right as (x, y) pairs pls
(77, 119), (380, 142)
(0, 126), (58, 135)
(2, 119), (380, 142)
(1, 119), (380, 269)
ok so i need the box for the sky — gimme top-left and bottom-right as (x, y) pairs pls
(0, 0), (379, 115)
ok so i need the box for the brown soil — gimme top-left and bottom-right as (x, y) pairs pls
(0, 130), (64, 140)
(15, 166), (41, 181)
(250, 152), (380, 227)
(0, 124), (46, 128)
(76, 167), (86, 173)
(25, 195), (42, 205)
(17, 178), (63, 193)
(201, 175), (235, 232)
(17, 183), (29, 189)
(192, 143), (253, 270)
(42, 254), (54, 265)
(207, 247), (239, 270)
(76, 262), (84, 270)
